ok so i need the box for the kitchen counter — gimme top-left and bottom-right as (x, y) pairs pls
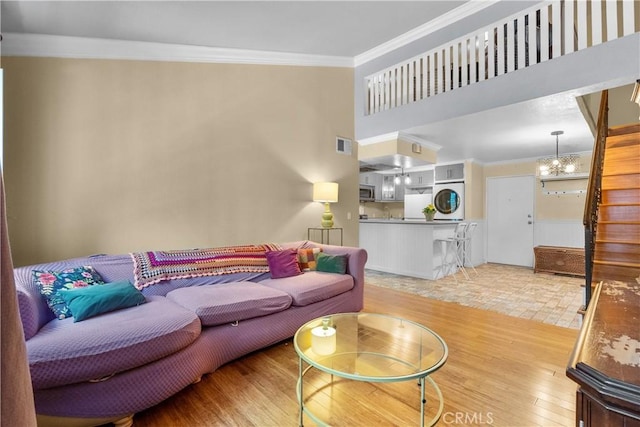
(359, 219), (458, 225)
(359, 220), (458, 280)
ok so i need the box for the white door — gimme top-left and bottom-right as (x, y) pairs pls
(487, 175), (535, 267)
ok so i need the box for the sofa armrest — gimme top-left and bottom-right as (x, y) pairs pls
(14, 267), (53, 340)
(310, 243), (368, 311)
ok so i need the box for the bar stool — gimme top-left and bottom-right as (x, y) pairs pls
(435, 222), (469, 282)
(462, 222), (478, 275)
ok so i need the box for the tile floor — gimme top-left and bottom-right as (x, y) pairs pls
(365, 263), (584, 329)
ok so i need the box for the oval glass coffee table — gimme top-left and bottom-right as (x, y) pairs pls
(294, 312), (448, 426)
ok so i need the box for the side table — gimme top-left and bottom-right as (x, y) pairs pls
(307, 227), (343, 246)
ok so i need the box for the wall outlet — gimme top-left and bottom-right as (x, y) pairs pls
(347, 212), (352, 220)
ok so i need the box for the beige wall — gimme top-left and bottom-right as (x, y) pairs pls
(464, 160), (484, 219)
(484, 154), (592, 221)
(3, 57), (357, 266)
(582, 83), (640, 127)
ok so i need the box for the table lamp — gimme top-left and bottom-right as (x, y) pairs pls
(313, 182), (339, 228)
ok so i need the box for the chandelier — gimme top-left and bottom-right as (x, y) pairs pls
(537, 131), (580, 177)
(394, 167), (411, 185)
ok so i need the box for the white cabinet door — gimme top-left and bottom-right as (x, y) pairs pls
(487, 175), (535, 267)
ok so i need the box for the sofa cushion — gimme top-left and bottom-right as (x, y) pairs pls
(166, 282), (292, 326)
(259, 271), (354, 306)
(26, 296), (201, 389)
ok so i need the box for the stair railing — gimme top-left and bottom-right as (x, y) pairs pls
(583, 89), (608, 309)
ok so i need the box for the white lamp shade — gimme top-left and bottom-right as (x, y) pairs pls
(313, 182), (339, 203)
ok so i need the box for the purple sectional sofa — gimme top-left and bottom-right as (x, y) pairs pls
(14, 241), (367, 427)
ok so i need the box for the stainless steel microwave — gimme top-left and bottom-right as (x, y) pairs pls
(359, 185), (375, 201)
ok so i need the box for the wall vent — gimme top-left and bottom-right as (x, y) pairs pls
(336, 137), (352, 155)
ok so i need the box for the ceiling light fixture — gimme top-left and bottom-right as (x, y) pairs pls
(394, 168), (411, 185)
(537, 131), (580, 177)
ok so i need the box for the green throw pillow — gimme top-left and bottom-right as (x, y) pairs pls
(315, 252), (347, 274)
(60, 280), (146, 322)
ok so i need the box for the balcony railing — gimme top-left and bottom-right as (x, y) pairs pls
(365, 0), (637, 116)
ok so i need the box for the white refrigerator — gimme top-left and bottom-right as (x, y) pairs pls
(404, 193), (432, 219)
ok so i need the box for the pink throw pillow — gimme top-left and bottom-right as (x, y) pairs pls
(266, 249), (302, 279)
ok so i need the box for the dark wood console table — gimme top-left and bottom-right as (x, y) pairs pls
(566, 280), (640, 426)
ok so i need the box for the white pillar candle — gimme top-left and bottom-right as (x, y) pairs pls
(311, 326), (336, 355)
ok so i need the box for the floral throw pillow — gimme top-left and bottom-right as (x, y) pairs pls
(33, 266), (106, 319)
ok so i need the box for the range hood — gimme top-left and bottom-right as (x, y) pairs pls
(358, 132), (439, 172)
(359, 161), (397, 172)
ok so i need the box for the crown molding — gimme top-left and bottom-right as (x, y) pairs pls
(0, 33), (354, 68)
(357, 131), (401, 145)
(484, 150), (593, 167)
(353, 0), (499, 67)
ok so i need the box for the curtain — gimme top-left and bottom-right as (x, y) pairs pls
(1, 170), (37, 425)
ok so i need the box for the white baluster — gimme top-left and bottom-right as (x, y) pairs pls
(479, 31), (487, 81)
(551, 1), (562, 57)
(506, 19), (515, 72)
(540, 5), (550, 62)
(488, 28), (496, 78)
(444, 46), (451, 91)
(409, 60), (415, 102)
(577, 0), (587, 50)
(461, 39), (468, 87)
(367, 79), (372, 115)
(591, 0), (603, 47)
(470, 34), (478, 83)
(452, 42), (459, 89)
(517, 16), (526, 69)
(428, 53), (435, 96)
(565, 0), (576, 53)
(622, 0), (634, 36)
(497, 24), (505, 75)
(420, 55), (429, 99)
(528, 11), (537, 64)
(605, 0), (617, 42)
(402, 64), (408, 105)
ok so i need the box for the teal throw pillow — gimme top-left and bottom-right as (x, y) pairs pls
(33, 266), (106, 319)
(315, 252), (348, 274)
(60, 280), (146, 322)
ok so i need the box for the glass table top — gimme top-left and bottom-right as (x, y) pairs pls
(294, 312), (448, 382)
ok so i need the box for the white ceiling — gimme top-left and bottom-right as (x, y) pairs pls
(1, 1), (465, 57)
(1, 1), (596, 165)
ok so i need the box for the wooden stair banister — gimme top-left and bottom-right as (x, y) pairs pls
(583, 88), (640, 311)
(583, 90), (608, 308)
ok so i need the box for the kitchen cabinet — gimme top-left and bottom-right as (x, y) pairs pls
(381, 175), (396, 201)
(380, 175), (406, 201)
(407, 170), (434, 190)
(435, 163), (464, 182)
(360, 172), (383, 201)
(359, 220), (457, 279)
(360, 172), (374, 185)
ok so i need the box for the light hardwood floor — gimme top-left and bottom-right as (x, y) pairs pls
(133, 284), (579, 426)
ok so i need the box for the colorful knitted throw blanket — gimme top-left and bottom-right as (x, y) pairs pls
(130, 243), (282, 289)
